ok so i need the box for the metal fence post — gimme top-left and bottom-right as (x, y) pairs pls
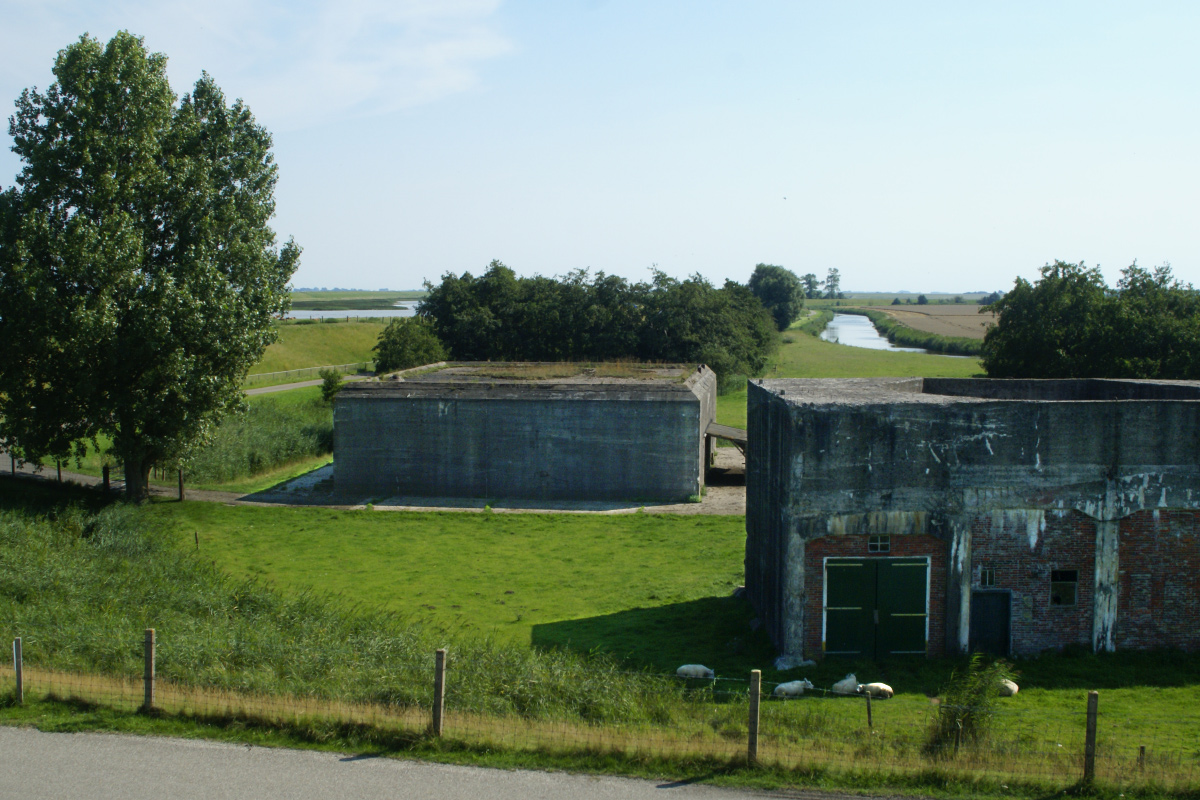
(13, 637), (22, 705)
(142, 629), (156, 712)
(865, 690), (873, 728)
(747, 669), (761, 764)
(102, 465), (110, 493)
(178, 469), (185, 502)
(432, 648), (446, 737)
(1084, 690), (1098, 784)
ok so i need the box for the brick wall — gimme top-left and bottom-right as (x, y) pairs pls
(1117, 510), (1200, 652)
(970, 510), (1095, 656)
(804, 534), (947, 659)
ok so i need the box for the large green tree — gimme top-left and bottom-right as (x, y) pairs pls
(0, 32), (298, 501)
(748, 263), (805, 331)
(981, 261), (1200, 379)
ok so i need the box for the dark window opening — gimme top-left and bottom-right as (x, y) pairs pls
(1050, 569), (1078, 606)
(868, 535), (890, 553)
(980, 567), (996, 588)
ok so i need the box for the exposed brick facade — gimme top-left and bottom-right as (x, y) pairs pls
(969, 510), (1096, 656)
(1117, 510), (1200, 652)
(805, 534), (947, 659)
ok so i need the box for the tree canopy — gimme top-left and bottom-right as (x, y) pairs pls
(748, 263), (805, 331)
(417, 262), (777, 391)
(0, 32), (298, 501)
(981, 261), (1200, 379)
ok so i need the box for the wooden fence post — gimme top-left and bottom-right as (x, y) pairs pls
(178, 469), (185, 502)
(1084, 690), (1098, 784)
(13, 637), (22, 705)
(1138, 745), (1146, 772)
(865, 691), (873, 729)
(102, 465), (110, 493)
(142, 629), (156, 712)
(56, 461), (61, 482)
(748, 669), (761, 764)
(432, 648), (446, 737)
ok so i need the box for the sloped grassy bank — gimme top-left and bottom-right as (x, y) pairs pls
(0, 485), (678, 723)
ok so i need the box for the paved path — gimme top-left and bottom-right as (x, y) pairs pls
(0, 728), (819, 800)
(245, 374), (370, 396)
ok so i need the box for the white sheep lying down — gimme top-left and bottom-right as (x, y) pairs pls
(998, 679), (1019, 697)
(772, 679), (814, 698)
(676, 664), (715, 679)
(857, 682), (894, 699)
(831, 673), (859, 695)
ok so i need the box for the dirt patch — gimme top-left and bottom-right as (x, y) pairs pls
(875, 305), (997, 340)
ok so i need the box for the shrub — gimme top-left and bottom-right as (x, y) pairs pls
(373, 317), (447, 374)
(319, 368), (343, 403)
(926, 653), (1016, 754)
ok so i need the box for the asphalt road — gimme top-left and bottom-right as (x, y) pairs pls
(0, 728), (797, 800)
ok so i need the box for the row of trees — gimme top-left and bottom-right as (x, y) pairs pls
(0, 33), (297, 501)
(393, 262), (780, 391)
(982, 261), (1200, 379)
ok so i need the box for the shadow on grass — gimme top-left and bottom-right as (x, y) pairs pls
(531, 596), (777, 679)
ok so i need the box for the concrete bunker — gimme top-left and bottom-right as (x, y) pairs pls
(335, 362), (717, 502)
(745, 377), (1200, 660)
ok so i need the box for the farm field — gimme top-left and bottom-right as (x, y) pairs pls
(252, 320), (388, 375)
(871, 304), (998, 340)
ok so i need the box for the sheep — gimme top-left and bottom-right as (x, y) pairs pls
(772, 678), (815, 698)
(857, 682), (894, 699)
(831, 673), (859, 695)
(998, 679), (1019, 697)
(676, 664), (715, 679)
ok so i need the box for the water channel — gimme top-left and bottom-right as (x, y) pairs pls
(287, 307), (417, 320)
(819, 312), (929, 353)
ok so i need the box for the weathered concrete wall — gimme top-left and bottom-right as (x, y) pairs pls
(745, 377), (1200, 659)
(335, 365), (716, 502)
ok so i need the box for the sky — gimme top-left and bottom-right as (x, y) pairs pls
(1, 1), (1198, 293)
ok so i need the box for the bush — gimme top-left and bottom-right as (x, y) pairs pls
(319, 368), (343, 403)
(373, 317), (447, 374)
(926, 653), (1016, 754)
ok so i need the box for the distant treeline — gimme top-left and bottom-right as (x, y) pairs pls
(417, 262), (778, 391)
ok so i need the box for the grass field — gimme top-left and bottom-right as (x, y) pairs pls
(252, 320), (388, 375)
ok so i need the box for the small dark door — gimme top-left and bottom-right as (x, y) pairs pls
(969, 591), (1011, 657)
(825, 558), (928, 659)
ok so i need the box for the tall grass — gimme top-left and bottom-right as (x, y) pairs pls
(184, 394), (332, 483)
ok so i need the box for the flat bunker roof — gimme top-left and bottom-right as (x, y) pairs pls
(340, 362), (709, 400)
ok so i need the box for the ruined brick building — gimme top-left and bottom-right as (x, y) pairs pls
(745, 378), (1200, 659)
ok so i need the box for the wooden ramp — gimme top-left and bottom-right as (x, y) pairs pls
(706, 422), (747, 455)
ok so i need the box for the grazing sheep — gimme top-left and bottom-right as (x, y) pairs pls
(831, 673), (859, 695)
(676, 664), (715, 679)
(857, 682), (894, 699)
(772, 679), (815, 698)
(998, 679), (1019, 697)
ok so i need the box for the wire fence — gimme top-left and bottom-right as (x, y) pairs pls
(243, 362), (375, 387)
(5, 634), (1198, 791)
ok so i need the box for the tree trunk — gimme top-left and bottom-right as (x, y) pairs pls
(122, 452), (153, 504)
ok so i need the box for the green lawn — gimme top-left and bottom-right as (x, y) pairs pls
(150, 502), (769, 675)
(252, 321), (389, 375)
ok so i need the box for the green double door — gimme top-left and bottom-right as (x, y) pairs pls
(825, 558), (928, 658)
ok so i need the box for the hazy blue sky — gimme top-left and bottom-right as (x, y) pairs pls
(2, 1), (1197, 292)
